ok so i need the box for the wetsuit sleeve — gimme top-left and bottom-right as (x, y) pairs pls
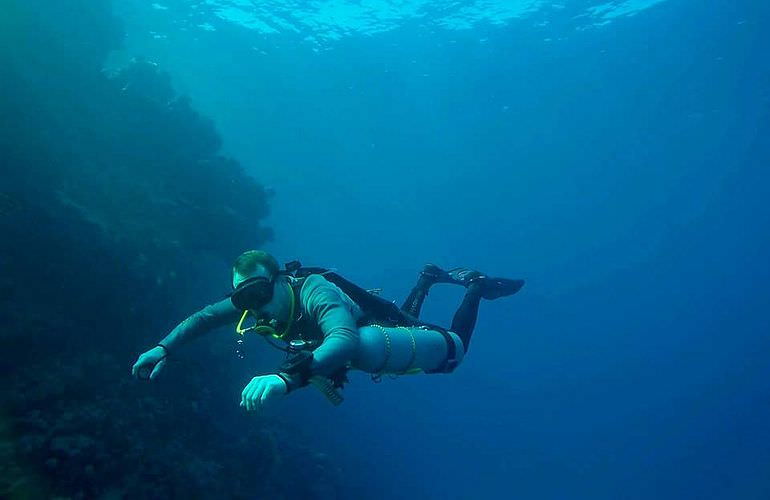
(300, 275), (360, 377)
(160, 298), (242, 351)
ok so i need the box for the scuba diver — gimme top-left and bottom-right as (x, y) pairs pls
(131, 250), (524, 409)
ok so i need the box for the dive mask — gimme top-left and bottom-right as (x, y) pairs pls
(231, 276), (274, 311)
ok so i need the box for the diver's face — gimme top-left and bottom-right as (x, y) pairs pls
(232, 266), (289, 319)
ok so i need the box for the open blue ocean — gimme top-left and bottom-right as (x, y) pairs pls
(1, 0), (768, 498)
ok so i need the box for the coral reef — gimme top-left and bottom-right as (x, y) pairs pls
(1, 351), (340, 499)
(0, 0), (339, 498)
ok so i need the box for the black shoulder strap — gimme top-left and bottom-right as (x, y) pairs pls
(285, 262), (422, 327)
(284, 260), (330, 280)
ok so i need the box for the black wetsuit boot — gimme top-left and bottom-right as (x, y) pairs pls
(401, 283), (428, 318)
(401, 264), (456, 318)
(400, 265), (436, 317)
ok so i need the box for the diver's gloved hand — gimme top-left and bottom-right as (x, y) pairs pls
(240, 374), (287, 412)
(131, 345), (168, 381)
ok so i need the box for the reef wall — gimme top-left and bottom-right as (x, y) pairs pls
(0, 1), (338, 498)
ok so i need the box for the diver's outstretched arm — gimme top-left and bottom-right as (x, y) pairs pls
(131, 298), (241, 380)
(158, 298), (241, 351)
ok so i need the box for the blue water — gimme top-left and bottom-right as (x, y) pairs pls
(107, 1), (770, 498)
(4, 0), (770, 498)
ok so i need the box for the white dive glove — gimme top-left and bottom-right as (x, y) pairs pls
(240, 374), (288, 412)
(131, 345), (169, 381)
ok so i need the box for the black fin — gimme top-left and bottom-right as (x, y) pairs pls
(480, 278), (525, 300)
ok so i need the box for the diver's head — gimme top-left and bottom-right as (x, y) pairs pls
(231, 250), (281, 311)
(231, 250), (295, 337)
(232, 250), (279, 288)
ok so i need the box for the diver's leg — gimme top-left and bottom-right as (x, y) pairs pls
(400, 264), (454, 318)
(449, 283), (484, 351)
(447, 271), (525, 351)
(401, 278), (431, 318)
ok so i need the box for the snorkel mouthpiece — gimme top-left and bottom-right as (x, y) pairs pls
(236, 311), (281, 337)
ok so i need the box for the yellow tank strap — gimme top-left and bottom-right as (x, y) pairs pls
(370, 325), (424, 379)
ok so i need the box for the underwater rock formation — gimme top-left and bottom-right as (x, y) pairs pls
(0, 1), (338, 498)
